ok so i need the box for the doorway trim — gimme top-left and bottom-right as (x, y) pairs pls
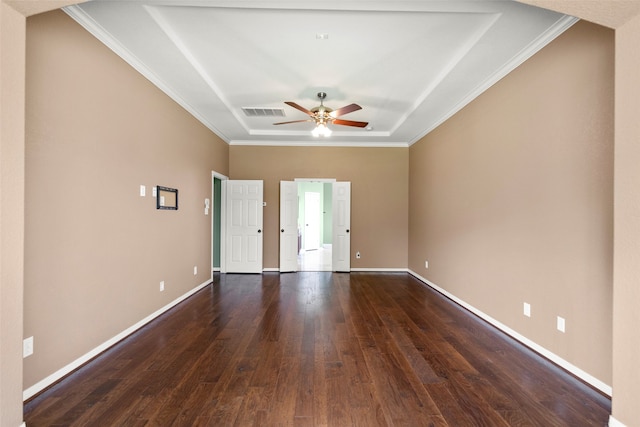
(211, 171), (228, 277)
(294, 178), (337, 183)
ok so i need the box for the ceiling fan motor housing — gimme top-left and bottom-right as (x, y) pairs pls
(312, 92), (332, 121)
(273, 92), (368, 128)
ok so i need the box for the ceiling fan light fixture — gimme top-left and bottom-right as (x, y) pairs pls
(312, 123), (332, 137)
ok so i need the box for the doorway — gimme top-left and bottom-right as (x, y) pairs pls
(211, 172), (227, 274)
(298, 181), (333, 271)
(212, 174), (265, 274)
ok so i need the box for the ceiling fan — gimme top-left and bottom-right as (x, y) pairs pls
(273, 92), (368, 137)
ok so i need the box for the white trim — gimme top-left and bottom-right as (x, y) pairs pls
(23, 279), (212, 401)
(229, 140), (409, 148)
(62, 6), (230, 143)
(408, 269), (613, 396)
(263, 268), (280, 272)
(211, 171), (228, 279)
(20, 423), (26, 427)
(609, 415), (627, 427)
(350, 268), (409, 273)
(294, 178), (337, 183)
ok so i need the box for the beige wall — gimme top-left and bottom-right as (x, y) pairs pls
(23, 10), (228, 389)
(3, 1), (640, 426)
(0, 3), (27, 425)
(229, 145), (408, 270)
(612, 12), (640, 425)
(409, 21), (614, 383)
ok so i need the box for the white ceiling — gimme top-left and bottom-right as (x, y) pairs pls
(65, 1), (576, 147)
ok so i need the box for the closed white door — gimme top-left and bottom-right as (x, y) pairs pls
(279, 181), (298, 272)
(304, 192), (321, 251)
(332, 182), (351, 272)
(224, 180), (263, 273)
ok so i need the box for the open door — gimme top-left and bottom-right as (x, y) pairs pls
(223, 180), (263, 273)
(332, 182), (351, 272)
(279, 181), (298, 272)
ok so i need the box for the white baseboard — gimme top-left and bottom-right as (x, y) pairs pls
(23, 279), (212, 401)
(263, 267), (279, 272)
(350, 268), (409, 273)
(408, 270), (612, 397)
(609, 415), (626, 427)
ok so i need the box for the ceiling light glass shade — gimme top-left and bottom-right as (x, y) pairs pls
(312, 123), (332, 137)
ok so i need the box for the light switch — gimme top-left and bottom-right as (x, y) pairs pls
(557, 316), (566, 333)
(140, 185), (146, 197)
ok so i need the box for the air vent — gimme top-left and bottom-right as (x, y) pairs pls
(242, 107), (286, 117)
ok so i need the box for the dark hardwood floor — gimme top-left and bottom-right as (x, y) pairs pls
(24, 272), (610, 426)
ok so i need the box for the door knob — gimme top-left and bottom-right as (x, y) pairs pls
(258, 229), (262, 233)
(346, 229), (350, 233)
(281, 229), (284, 232)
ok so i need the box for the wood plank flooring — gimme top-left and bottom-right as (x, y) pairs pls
(24, 272), (611, 426)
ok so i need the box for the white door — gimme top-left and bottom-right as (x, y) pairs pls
(224, 180), (263, 273)
(332, 182), (351, 272)
(279, 181), (298, 272)
(304, 192), (321, 251)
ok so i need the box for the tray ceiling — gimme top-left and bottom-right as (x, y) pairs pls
(65, 1), (576, 146)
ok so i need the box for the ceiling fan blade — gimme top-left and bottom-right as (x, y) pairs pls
(332, 119), (369, 128)
(273, 119), (313, 125)
(284, 101), (313, 116)
(330, 103), (362, 118)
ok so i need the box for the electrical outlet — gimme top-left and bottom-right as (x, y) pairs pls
(23, 336), (34, 358)
(523, 302), (531, 317)
(160, 281), (165, 292)
(194, 266), (198, 275)
(356, 252), (361, 259)
(425, 260), (429, 269)
(557, 316), (565, 333)
(139, 185), (146, 197)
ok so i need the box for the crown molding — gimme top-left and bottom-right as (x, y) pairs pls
(408, 14), (579, 146)
(63, 5), (231, 143)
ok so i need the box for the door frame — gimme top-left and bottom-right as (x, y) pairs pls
(211, 171), (228, 276)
